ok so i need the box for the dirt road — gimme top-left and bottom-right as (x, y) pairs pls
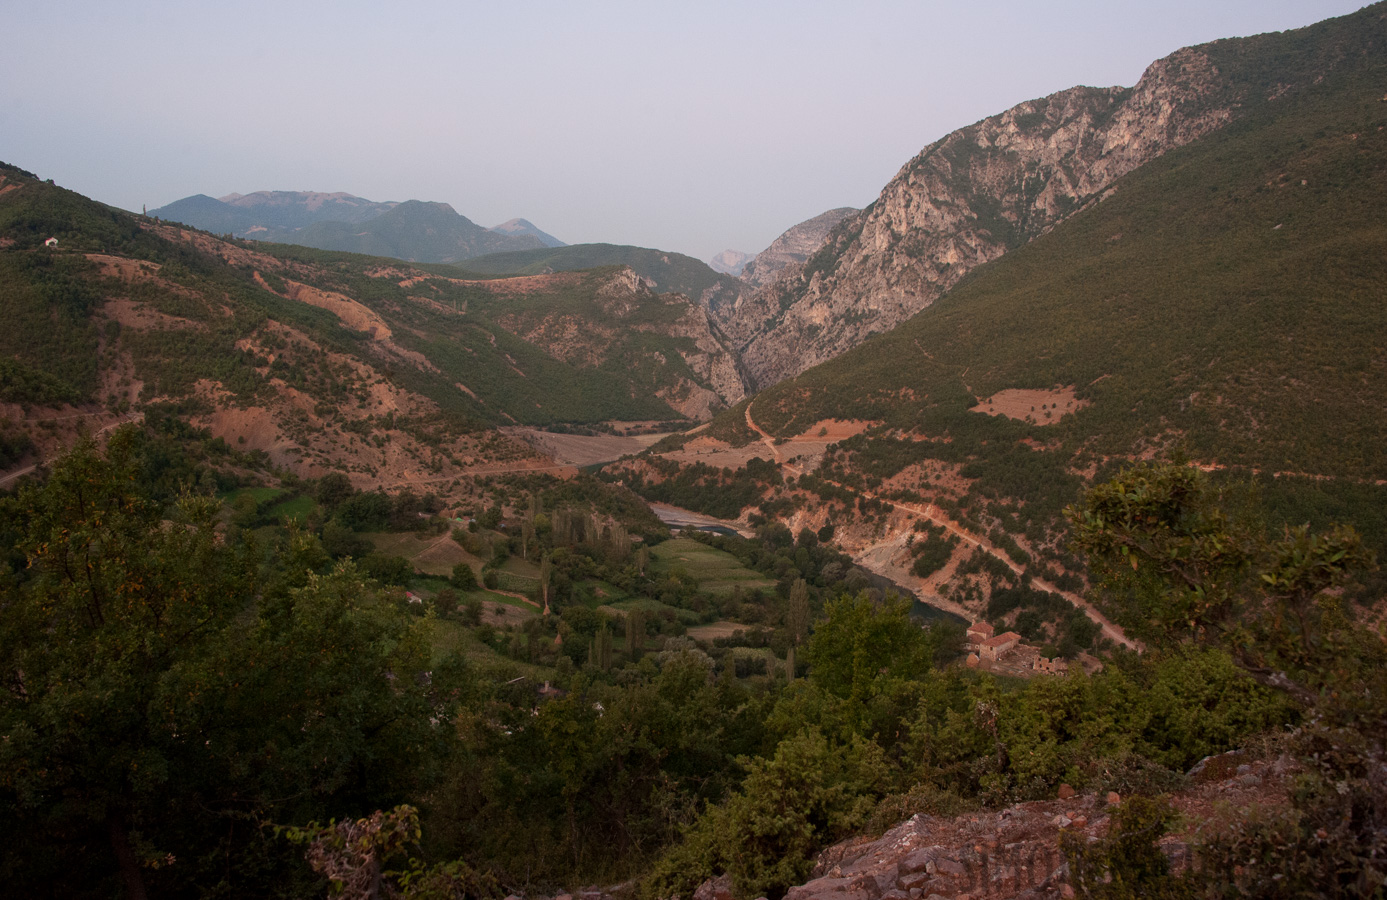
(745, 401), (1140, 651)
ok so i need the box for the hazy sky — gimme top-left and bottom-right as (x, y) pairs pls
(3, 1), (1369, 261)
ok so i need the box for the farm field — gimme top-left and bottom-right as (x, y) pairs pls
(365, 530), (480, 575)
(647, 536), (776, 596)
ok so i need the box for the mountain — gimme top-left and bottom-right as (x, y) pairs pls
(458, 242), (746, 313)
(149, 190), (397, 236)
(150, 192), (550, 263)
(736, 207), (856, 289)
(266, 200), (545, 263)
(0, 166), (747, 486)
(708, 249), (753, 276)
(717, 3), (1387, 389)
(609, 2), (1387, 639)
(218, 190), (397, 228)
(490, 217), (565, 248)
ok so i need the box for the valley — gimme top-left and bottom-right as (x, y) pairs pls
(2, 4), (1386, 899)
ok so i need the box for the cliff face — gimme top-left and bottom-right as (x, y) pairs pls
(738, 207), (858, 290)
(721, 48), (1234, 388)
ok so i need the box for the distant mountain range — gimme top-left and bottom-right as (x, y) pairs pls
(491, 217), (565, 248)
(148, 191), (565, 263)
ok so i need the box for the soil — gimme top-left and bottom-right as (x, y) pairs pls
(686, 621), (748, 641)
(508, 428), (670, 467)
(662, 435), (774, 469)
(972, 386), (1088, 426)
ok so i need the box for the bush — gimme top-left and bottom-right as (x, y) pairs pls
(451, 562), (478, 591)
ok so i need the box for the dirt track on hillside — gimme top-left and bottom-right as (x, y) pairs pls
(743, 401), (1139, 651)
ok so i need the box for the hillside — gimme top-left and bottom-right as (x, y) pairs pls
(151, 192), (551, 263)
(279, 200), (545, 262)
(0, 167), (747, 490)
(150, 190), (398, 236)
(720, 2), (1387, 388)
(609, 15), (1387, 647)
(458, 242), (746, 314)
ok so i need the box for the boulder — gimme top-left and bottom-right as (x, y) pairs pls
(692, 874), (734, 900)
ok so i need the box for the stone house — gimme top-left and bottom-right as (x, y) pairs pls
(979, 631), (1022, 660)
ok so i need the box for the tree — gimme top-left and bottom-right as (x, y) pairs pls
(1066, 462), (1387, 895)
(1067, 461), (1375, 709)
(807, 592), (929, 705)
(625, 609), (645, 658)
(539, 553), (553, 614)
(0, 434), (451, 897)
(451, 562), (478, 592)
(786, 578), (811, 645)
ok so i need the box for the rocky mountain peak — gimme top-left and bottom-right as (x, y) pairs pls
(714, 45), (1243, 389)
(738, 207), (857, 289)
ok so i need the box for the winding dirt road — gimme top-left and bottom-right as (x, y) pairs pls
(744, 401), (1140, 651)
(0, 413), (143, 487)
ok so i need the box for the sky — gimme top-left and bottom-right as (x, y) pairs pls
(2, 1), (1370, 262)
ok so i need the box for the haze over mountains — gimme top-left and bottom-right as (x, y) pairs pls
(149, 190), (566, 263)
(5, 4), (1387, 898)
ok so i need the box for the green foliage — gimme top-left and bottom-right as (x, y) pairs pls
(1061, 796), (1192, 899)
(1069, 461), (1377, 710)
(279, 805), (497, 900)
(451, 562), (478, 592)
(611, 455), (781, 520)
(0, 436), (453, 897)
(808, 593), (930, 704)
(1191, 725), (1387, 898)
(643, 728), (890, 900)
(910, 527), (957, 578)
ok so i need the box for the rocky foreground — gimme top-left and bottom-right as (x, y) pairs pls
(525, 750), (1290, 900)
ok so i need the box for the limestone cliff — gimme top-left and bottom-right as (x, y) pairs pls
(738, 207), (858, 290)
(720, 46), (1242, 388)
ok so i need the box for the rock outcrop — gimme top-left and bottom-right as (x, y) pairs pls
(718, 47), (1236, 388)
(737, 207), (858, 291)
(688, 751), (1294, 900)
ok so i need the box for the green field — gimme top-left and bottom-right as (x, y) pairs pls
(647, 537), (777, 596)
(603, 597), (702, 625)
(266, 494), (315, 522)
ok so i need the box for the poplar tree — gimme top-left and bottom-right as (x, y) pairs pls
(787, 578), (811, 645)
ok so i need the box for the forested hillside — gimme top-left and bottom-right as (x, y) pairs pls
(3, 433), (1381, 898)
(0, 166), (746, 486)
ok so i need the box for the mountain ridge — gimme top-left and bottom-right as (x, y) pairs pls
(717, 2), (1387, 388)
(149, 191), (554, 262)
